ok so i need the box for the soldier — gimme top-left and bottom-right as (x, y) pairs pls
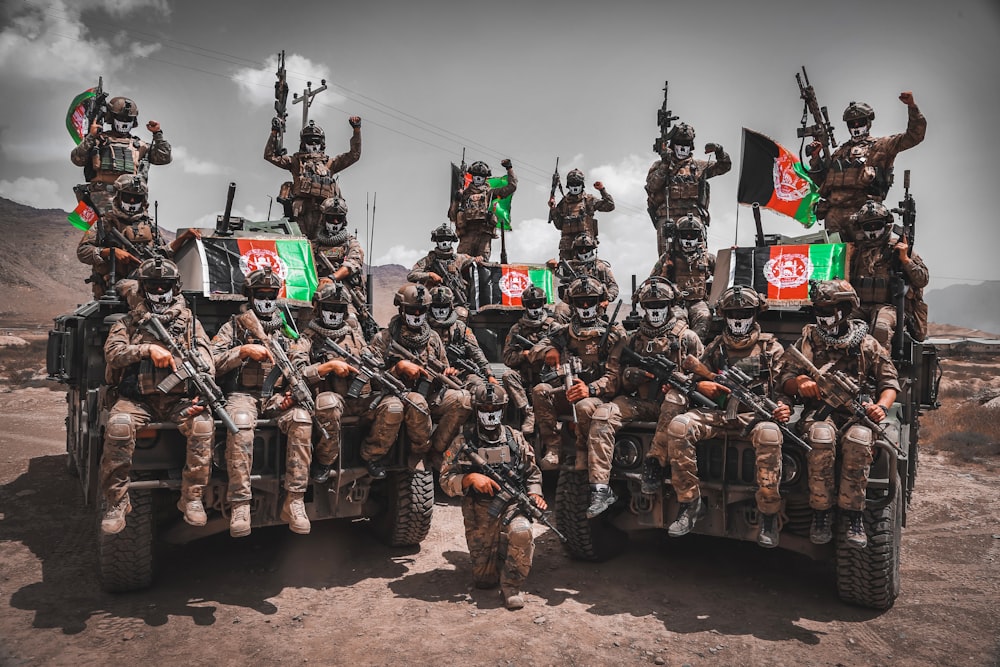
(449, 159), (517, 259)
(77, 174), (198, 299)
(369, 284), (472, 469)
(211, 268), (316, 537)
(292, 281), (406, 481)
(265, 116), (362, 240)
(848, 200), (930, 346)
(98, 258), (214, 534)
(407, 223), (478, 308)
(70, 96), (172, 217)
(777, 280), (900, 548)
(650, 214), (715, 341)
(530, 276), (626, 512)
(549, 232), (619, 324)
(427, 286), (496, 388)
(645, 123), (730, 255)
(661, 287), (791, 547)
(548, 169), (615, 261)
(314, 196), (364, 284)
(440, 384), (546, 610)
(808, 92), (926, 236)
(501, 285), (558, 437)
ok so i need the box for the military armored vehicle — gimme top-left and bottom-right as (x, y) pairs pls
(47, 203), (432, 593)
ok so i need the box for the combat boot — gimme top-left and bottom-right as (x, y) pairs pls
(365, 457), (387, 480)
(177, 497), (207, 527)
(809, 509), (832, 545)
(668, 497), (704, 537)
(757, 513), (779, 549)
(282, 493), (311, 535)
(521, 407), (535, 436)
(845, 511), (867, 549)
(310, 461), (332, 484)
(230, 502), (251, 538)
(101, 496), (131, 535)
(502, 587), (525, 610)
(586, 484), (617, 519)
(640, 458), (664, 495)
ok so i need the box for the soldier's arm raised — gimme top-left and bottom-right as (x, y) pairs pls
(327, 118), (362, 173)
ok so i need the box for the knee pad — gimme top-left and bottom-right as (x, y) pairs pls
(190, 413), (214, 437)
(289, 407), (312, 425)
(107, 413), (133, 441)
(751, 422), (782, 447)
(315, 391), (344, 413)
(843, 424), (874, 449)
(872, 320), (892, 348)
(507, 516), (533, 548)
(662, 388), (687, 409)
(591, 402), (620, 423)
(666, 414), (693, 440)
(232, 409), (254, 430)
(806, 422), (836, 450)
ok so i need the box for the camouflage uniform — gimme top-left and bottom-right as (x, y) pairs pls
(665, 327), (787, 515)
(450, 164), (517, 259)
(501, 309), (558, 427)
(430, 314), (494, 388)
(369, 315), (472, 459)
(294, 320), (404, 471)
(77, 209), (172, 299)
(408, 249), (477, 308)
(264, 123), (361, 240)
(211, 310), (313, 509)
(849, 231), (929, 347)
(645, 144), (731, 255)
(100, 298), (214, 513)
(810, 103), (926, 235)
(549, 187), (615, 261)
(439, 425), (543, 596)
(70, 124), (171, 217)
(777, 322), (900, 513)
(529, 319), (626, 479)
(552, 257), (619, 324)
(650, 246), (715, 341)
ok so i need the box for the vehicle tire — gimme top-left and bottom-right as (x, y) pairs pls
(554, 469), (626, 562)
(835, 484), (902, 610)
(97, 488), (155, 593)
(370, 469), (434, 547)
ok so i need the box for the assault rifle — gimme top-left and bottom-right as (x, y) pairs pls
(795, 66), (837, 166)
(273, 50), (289, 156)
(890, 169), (917, 358)
(73, 184), (141, 296)
(783, 345), (888, 437)
(598, 299), (623, 355)
(549, 157), (564, 206)
(389, 340), (464, 392)
(432, 256), (471, 306)
(239, 312), (330, 439)
(323, 338), (429, 417)
(459, 441), (566, 542)
(620, 346), (717, 410)
(143, 315), (239, 435)
(892, 169), (916, 253)
(315, 253), (380, 341)
(445, 342), (489, 381)
(512, 333), (559, 385)
(622, 275), (642, 331)
(682, 355), (811, 452)
(652, 80), (679, 157)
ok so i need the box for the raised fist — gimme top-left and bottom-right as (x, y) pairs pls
(704, 143), (718, 154)
(593, 181), (604, 190)
(500, 158), (512, 169)
(348, 116), (362, 128)
(806, 141), (823, 157)
(146, 120), (161, 133)
(898, 91), (915, 107)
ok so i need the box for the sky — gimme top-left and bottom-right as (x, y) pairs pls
(1, 0), (998, 295)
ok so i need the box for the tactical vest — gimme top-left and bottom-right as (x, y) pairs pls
(309, 326), (364, 395)
(556, 197), (597, 237)
(673, 252), (711, 300)
(824, 141), (892, 201)
(92, 136), (141, 184)
(120, 217), (156, 246)
(461, 187), (493, 222)
(114, 311), (193, 397)
(223, 317), (280, 391)
(294, 155), (339, 199)
(667, 160), (702, 202)
(319, 244), (347, 268)
(625, 322), (687, 399)
(707, 333), (777, 396)
(462, 426), (526, 500)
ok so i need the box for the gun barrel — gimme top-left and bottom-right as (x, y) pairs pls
(216, 182), (236, 236)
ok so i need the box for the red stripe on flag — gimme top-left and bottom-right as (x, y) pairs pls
(235, 239), (289, 297)
(762, 245), (813, 302)
(765, 145), (813, 219)
(499, 265), (532, 306)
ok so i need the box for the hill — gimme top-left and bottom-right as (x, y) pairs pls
(925, 281), (1000, 337)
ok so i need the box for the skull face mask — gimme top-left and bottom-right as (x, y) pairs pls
(814, 304), (846, 336)
(643, 300), (671, 327)
(725, 308), (756, 338)
(305, 142), (322, 153)
(251, 289), (279, 317)
(143, 279), (175, 314)
(567, 184), (584, 196)
(431, 306), (452, 323)
(403, 305), (427, 329)
(320, 305), (346, 329)
(576, 247), (598, 263)
(673, 143), (692, 159)
(435, 241), (455, 253)
(113, 118), (133, 134)
(471, 175), (486, 187)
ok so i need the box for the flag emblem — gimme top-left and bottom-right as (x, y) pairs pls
(763, 253), (812, 289)
(239, 248), (289, 280)
(773, 151), (812, 202)
(499, 270), (530, 299)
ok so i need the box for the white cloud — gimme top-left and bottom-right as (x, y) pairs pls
(505, 217), (559, 265)
(0, 0), (163, 85)
(171, 145), (228, 176)
(372, 244), (424, 269)
(0, 177), (63, 209)
(232, 53), (344, 110)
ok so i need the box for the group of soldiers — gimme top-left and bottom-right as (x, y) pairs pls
(69, 82), (927, 611)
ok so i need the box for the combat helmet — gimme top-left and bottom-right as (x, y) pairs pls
(809, 279), (860, 337)
(429, 285), (456, 325)
(394, 283), (431, 329)
(675, 214), (706, 253)
(312, 280), (351, 329)
(718, 285), (766, 341)
(850, 200), (893, 244)
(566, 168), (585, 195)
(468, 161), (491, 177)
(843, 101), (875, 139)
(567, 275), (607, 324)
(572, 232), (599, 263)
(112, 174), (148, 216)
(136, 257), (181, 314)
(243, 266), (283, 319)
(320, 196), (349, 236)
(521, 285), (548, 322)
(472, 383), (508, 443)
(105, 97), (139, 132)
(431, 223), (458, 255)
(300, 120), (325, 151)
(634, 277), (677, 329)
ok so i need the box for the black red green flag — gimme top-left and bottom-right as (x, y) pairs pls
(715, 243), (847, 306)
(737, 128), (820, 228)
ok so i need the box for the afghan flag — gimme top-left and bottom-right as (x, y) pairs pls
(67, 199), (99, 231)
(715, 243), (847, 306)
(468, 264), (554, 309)
(175, 236), (319, 303)
(737, 128), (820, 228)
(66, 88), (97, 145)
(450, 164), (513, 231)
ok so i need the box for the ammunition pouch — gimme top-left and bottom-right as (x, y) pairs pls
(118, 363), (141, 400)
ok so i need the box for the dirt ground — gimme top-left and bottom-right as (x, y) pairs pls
(1, 346), (999, 667)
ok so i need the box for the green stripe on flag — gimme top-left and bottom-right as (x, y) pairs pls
(527, 267), (554, 303)
(488, 175), (512, 230)
(807, 243), (847, 280)
(275, 239), (319, 302)
(66, 89), (96, 145)
(792, 161), (821, 228)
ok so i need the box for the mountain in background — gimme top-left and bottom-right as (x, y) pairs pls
(924, 282), (1000, 337)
